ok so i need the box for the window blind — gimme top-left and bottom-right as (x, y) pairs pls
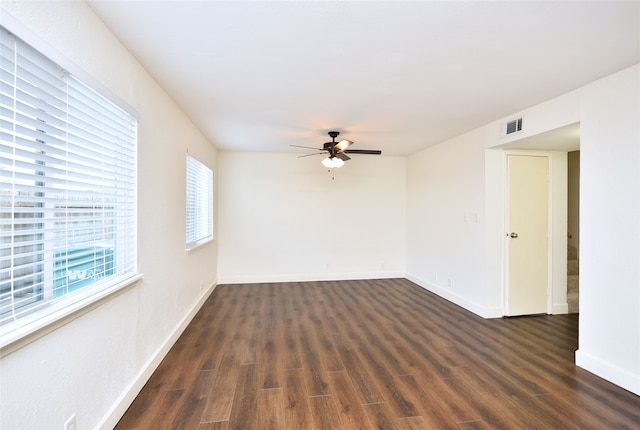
(0, 27), (137, 331)
(186, 153), (213, 250)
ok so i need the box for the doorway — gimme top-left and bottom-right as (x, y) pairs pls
(493, 122), (580, 316)
(567, 150), (580, 313)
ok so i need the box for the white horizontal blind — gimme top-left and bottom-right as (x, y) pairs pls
(0, 27), (137, 330)
(186, 153), (213, 250)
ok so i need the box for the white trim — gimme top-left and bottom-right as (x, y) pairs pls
(552, 302), (569, 314)
(217, 273), (505, 319)
(407, 273), (503, 319)
(186, 237), (216, 253)
(97, 281), (218, 430)
(217, 271), (405, 285)
(576, 349), (640, 396)
(0, 273), (143, 355)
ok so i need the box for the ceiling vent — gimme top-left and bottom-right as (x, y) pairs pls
(503, 117), (523, 137)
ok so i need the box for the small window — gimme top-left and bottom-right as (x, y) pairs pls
(186, 154), (213, 250)
(0, 26), (138, 336)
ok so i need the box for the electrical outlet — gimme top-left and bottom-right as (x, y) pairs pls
(64, 414), (76, 430)
(199, 280), (203, 291)
(447, 278), (452, 288)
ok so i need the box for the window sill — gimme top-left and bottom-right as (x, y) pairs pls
(186, 236), (215, 253)
(0, 273), (143, 357)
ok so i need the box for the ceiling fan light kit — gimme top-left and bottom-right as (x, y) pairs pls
(321, 156), (345, 169)
(291, 131), (382, 169)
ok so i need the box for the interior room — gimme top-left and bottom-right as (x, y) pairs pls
(0, 1), (638, 428)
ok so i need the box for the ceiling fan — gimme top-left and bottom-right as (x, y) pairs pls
(291, 131), (382, 168)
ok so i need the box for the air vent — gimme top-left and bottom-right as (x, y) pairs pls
(504, 117), (523, 136)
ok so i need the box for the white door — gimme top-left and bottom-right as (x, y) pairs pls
(506, 155), (549, 316)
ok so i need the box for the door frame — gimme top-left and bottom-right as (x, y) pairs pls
(503, 150), (554, 316)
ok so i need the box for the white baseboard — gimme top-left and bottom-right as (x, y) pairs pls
(406, 273), (503, 319)
(552, 302), (569, 314)
(97, 281), (218, 430)
(217, 271), (405, 285)
(575, 349), (640, 396)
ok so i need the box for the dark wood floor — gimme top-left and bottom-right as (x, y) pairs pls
(115, 279), (640, 429)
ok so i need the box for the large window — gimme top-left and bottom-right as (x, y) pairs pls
(186, 153), (213, 250)
(0, 26), (137, 335)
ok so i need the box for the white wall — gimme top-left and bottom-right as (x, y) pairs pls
(405, 128), (489, 316)
(0, 2), (218, 429)
(488, 67), (640, 394)
(218, 152), (405, 283)
(407, 65), (640, 395)
(406, 111), (571, 319)
(576, 66), (640, 395)
(484, 93), (582, 317)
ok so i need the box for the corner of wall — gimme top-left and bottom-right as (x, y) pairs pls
(406, 273), (502, 319)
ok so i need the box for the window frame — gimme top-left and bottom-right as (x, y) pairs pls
(185, 153), (214, 251)
(0, 19), (140, 349)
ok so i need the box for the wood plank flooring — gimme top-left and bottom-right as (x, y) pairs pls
(115, 279), (640, 429)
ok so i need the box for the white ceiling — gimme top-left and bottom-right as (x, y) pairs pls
(87, 1), (639, 156)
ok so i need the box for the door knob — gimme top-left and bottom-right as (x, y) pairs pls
(510, 232), (518, 238)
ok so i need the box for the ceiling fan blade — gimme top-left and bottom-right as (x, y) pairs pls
(290, 144), (324, 150)
(297, 152), (326, 158)
(336, 152), (351, 161)
(333, 139), (353, 151)
(344, 149), (382, 155)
